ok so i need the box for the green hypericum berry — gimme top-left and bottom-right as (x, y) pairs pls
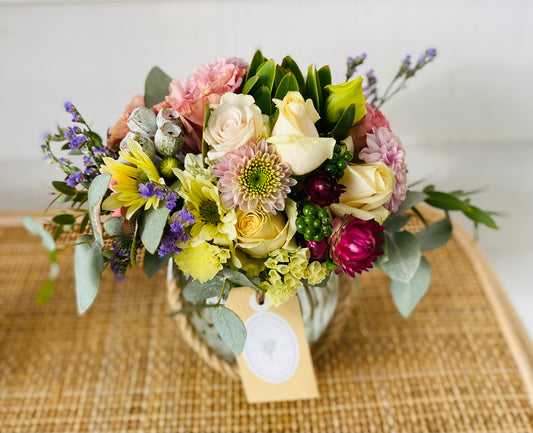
(336, 159), (348, 170)
(312, 219), (322, 229)
(334, 144), (342, 154)
(296, 217), (307, 233)
(318, 208), (330, 219)
(305, 226), (317, 237)
(323, 226), (333, 237)
(303, 204), (316, 216)
(314, 232), (324, 242)
(304, 215), (314, 225)
(325, 163), (337, 174)
(159, 156), (179, 178)
(343, 151), (353, 161)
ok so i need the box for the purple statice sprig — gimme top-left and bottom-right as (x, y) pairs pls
(109, 239), (132, 280)
(345, 53), (367, 81)
(157, 208), (195, 258)
(363, 69), (379, 107)
(374, 48), (437, 110)
(138, 182), (180, 212)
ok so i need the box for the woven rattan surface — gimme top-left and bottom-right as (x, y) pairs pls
(1, 214), (532, 432)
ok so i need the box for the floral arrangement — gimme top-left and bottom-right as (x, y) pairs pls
(26, 49), (496, 355)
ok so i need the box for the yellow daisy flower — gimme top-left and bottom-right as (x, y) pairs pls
(101, 140), (164, 219)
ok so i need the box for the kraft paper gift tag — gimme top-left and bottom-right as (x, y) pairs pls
(225, 286), (319, 403)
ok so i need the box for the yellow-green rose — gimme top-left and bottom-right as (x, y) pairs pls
(267, 91), (336, 175)
(330, 162), (395, 224)
(235, 199), (297, 257)
(324, 77), (367, 125)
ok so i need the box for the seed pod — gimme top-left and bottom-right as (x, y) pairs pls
(127, 107), (157, 137)
(120, 132), (157, 160)
(156, 107), (181, 128)
(154, 123), (184, 156)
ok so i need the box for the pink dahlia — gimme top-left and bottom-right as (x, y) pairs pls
(330, 215), (384, 277)
(359, 126), (407, 212)
(349, 103), (391, 155)
(166, 58), (248, 130)
(213, 140), (297, 213)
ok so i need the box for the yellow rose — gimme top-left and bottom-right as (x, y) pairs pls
(267, 91), (336, 175)
(330, 162), (395, 223)
(235, 199), (297, 258)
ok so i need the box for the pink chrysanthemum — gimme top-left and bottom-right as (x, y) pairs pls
(213, 140), (297, 213)
(359, 127), (407, 212)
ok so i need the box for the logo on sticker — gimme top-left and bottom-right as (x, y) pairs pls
(242, 312), (300, 383)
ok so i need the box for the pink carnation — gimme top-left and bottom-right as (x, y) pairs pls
(166, 58), (248, 131)
(360, 127), (407, 212)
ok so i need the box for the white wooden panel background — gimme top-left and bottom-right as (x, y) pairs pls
(1, 0), (532, 333)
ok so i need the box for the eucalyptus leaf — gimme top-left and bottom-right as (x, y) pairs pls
(144, 66), (172, 108)
(331, 104), (356, 140)
(140, 205), (170, 254)
(212, 306), (247, 356)
(379, 231), (421, 284)
(23, 216), (56, 252)
(397, 191), (427, 213)
(52, 181), (76, 196)
(74, 235), (104, 314)
(183, 275), (225, 303)
(390, 257), (431, 317)
(88, 173), (111, 248)
(103, 217), (124, 236)
(221, 268), (259, 289)
(52, 214), (76, 226)
(383, 213), (411, 233)
(144, 252), (170, 279)
(416, 218), (452, 251)
(281, 56), (306, 92)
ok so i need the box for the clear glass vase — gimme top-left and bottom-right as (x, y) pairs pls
(168, 262), (342, 362)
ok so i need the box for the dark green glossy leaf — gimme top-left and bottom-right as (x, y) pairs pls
(35, 280), (55, 305)
(274, 65), (289, 90)
(305, 65), (321, 112)
(52, 181), (76, 196)
(317, 65), (332, 100)
(253, 85), (272, 115)
(281, 56), (306, 93)
(331, 103), (356, 140)
(274, 72), (299, 100)
(144, 66), (172, 108)
(463, 205), (498, 229)
(212, 306), (247, 356)
(256, 60), (276, 92)
(52, 214), (76, 226)
(246, 50), (266, 81)
(242, 75), (259, 95)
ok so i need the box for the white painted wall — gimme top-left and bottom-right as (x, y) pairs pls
(1, 0), (532, 331)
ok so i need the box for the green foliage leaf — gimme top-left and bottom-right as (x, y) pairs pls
(331, 104), (356, 140)
(274, 65), (289, 89)
(183, 275), (225, 303)
(281, 56), (306, 93)
(390, 257), (431, 317)
(416, 218), (452, 251)
(23, 216), (56, 252)
(140, 205), (170, 254)
(242, 75), (259, 95)
(379, 231), (421, 284)
(384, 213), (411, 233)
(79, 212), (89, 233)
(274, 72), (299, 100)
(247, 50), (266, 81)
(317, 65), (332, 98)
(212, 306), (247, 356)
(463, 205), (498, 229)
(144, 66), (172, 108)
(88, 173), (111, 248)
(103, 217), (124, 236)
(52, 214), (76, 226)
(52, 181), (76, 196)
(221, 268), (259, 290)
(144, 252), (170, 279)
(305, 65), (321, 112)
(397, 191), (427, 213)
(253, 85), (273, 115)
(35, 280), (55, 305)
(255, 60), (276, 92)
(74, 235), (104, 314)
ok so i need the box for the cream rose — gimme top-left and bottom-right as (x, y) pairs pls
(330, 162), (395, 223)
(267, 91), (336, 175)
(235, 199), (297, 258)
(205, 93), (264, 160)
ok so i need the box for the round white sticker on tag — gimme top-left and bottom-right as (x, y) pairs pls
(242, 311), (300, 384)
